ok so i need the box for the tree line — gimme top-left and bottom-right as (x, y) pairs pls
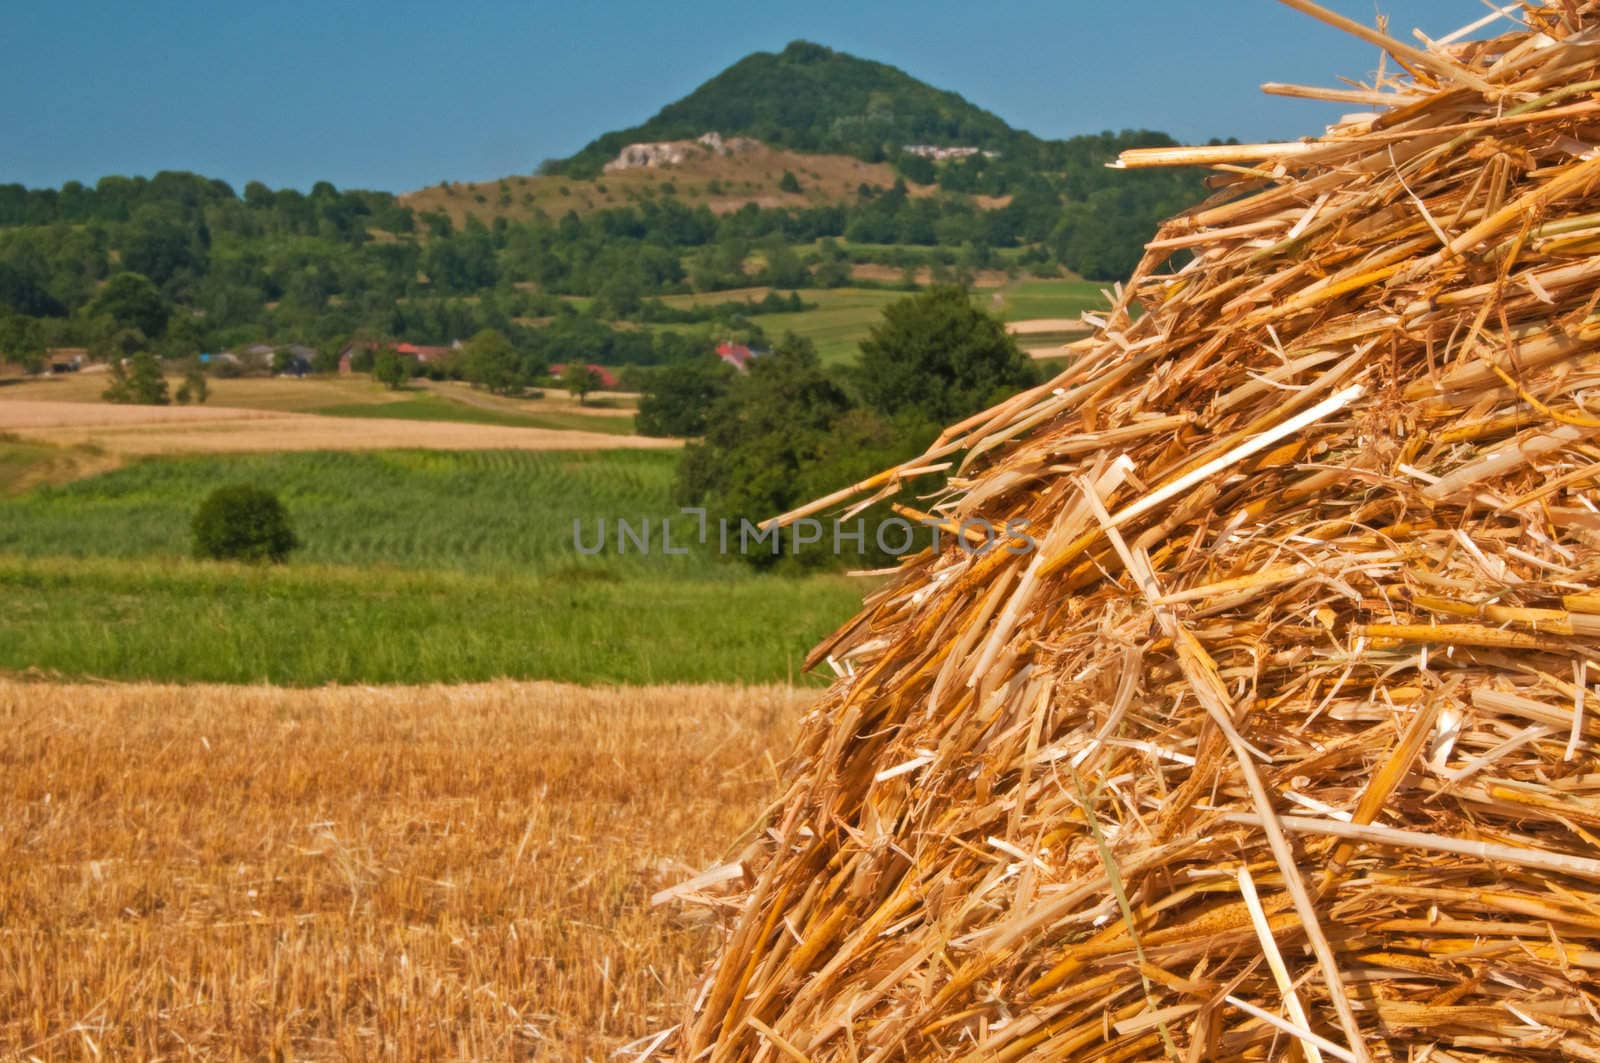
(0, 144), (1203, 374)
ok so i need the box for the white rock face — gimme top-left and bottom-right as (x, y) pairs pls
(902, 145), (999, 160)
(603, 132), (760, 172)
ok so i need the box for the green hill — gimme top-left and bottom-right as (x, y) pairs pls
(557, 41), (1037, 175)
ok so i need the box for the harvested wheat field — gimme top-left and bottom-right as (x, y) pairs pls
(0, 400), (676, 455)
(677, 3), (1600, 1060)
(0, 680), (806, 1059)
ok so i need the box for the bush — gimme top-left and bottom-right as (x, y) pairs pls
(192, 485), (300, 563)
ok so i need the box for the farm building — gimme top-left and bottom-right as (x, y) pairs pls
(548, 362), (619, 388)
(337, 339), (456, 374)
(714, 341), (767, 372)
(46, 348), (87, 373)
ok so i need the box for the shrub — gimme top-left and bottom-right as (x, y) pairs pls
(192, 485), (300, 563)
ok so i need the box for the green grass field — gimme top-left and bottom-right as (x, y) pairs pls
(647, 280), (1110, 364)
(0, 449), (865, 685)
(737, 288), (905, 364)
(0, 556), (855, 685)
(989, 279), (1111, 323)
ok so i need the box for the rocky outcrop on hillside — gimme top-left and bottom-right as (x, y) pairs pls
(602, 132), (759, 172)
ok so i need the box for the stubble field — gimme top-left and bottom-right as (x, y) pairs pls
(0, 679), (808, 1059)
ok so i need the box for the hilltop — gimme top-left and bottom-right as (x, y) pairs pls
(554, 41), (1027, 177)
(398, 40), (1209, 280)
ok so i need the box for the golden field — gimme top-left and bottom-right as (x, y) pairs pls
(0, 680), (809, 1059)
(1, 373), (637, 417)
(2, 407), (674, 457)
(0, 399), (674, 458)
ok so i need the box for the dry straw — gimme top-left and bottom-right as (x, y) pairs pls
(670, 1), (1600, 1058)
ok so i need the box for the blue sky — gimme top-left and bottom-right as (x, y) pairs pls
(6, 1), (1492, 193)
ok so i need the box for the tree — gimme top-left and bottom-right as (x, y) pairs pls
(855, 285), (1038, 425)
(127, 350), (170, 405)
(635, 357), (736, 437)
(675, 334), (853, 565)
(372, 348), (409, 389)
(897, 153), (936, 186)
(121, 203), (209, 292)
(90, 272), (169, 338)
(192, 485), (299, 563)
(778, 170), (802, 194)
(462, 328), (525, 395)
(102, 350), (169, 405)
(562, 362), (604, 405)
(761, 240), (808, 289)
(0, 311), (46, 374)
(174, 358), (208, 405)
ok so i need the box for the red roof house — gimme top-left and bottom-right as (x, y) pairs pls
(549, 363), (619, 389)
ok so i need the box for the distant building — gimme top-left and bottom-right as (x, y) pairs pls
(715, 341), (769, 372)
(277, 354), (314, 377)
(394, 342), (454, 364)
(548, 362), (619, 389)
(337, 340), (454, 374)
(46, 348), (87, 374)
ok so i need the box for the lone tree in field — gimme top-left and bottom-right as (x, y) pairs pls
(372, 348), (409, 390)
(192, 485), (300, 564)
(462, 328), (526, 395)
(174, 358), (209, 405)
(102, 350), (170, 405)
(562, 362), (604, 406)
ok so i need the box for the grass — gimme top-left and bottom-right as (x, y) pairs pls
(741, 287), (905, 364)
(0, 556), (856, 684)
(0, 449), (697, 570)
(0, 435), (99, 493)
(642, 280), (1113, 364)
(989, 278), (1111, 323)
(0, 678), (805, 1056)
(0, 449), (865, 684)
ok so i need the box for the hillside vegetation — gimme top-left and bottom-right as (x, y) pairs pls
(557, 40), (1022, 174)
(0, 42), (1212, 381)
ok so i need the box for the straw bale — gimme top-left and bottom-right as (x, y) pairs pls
(679, 3), (1600, 1058)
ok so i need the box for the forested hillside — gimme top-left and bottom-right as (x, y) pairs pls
(0, 42), (1214, 375)
(556, 41), (1025, 174)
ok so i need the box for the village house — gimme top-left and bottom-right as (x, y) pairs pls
(46, 348), (88, 374)
(714, 341), (768, 372)
(336, 340), (456, 374)
(548, 363), (619, 388)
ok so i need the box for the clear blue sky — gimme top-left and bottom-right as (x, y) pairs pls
(6, 1), (1492, 194)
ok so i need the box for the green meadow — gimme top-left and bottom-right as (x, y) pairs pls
(644, 279), (1108, 365)
(0, 449), (865, 685)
